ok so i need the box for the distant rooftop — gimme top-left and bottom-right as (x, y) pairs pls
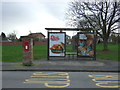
(29, 32), (46, 37)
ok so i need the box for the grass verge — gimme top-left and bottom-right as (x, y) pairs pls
(2, 44), (119, 62)
(96, 44), (119, 61)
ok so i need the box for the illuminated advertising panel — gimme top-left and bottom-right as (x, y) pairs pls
(49, 32), (65, 57)
(77, 33), (95, 57)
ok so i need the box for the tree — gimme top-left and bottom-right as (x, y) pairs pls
(7, 31), (17, 42)
(66, 0), (120, 50)
(1, 32), (8, 41)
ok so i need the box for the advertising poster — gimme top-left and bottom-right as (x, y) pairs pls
(77, 33), (94, 57)
(49, 32), (65, 57)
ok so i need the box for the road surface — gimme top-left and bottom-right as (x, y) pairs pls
(2, 71), (120, 88)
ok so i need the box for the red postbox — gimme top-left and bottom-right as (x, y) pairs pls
(24, 40), (29, 51)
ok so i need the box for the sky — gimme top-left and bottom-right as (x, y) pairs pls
(1, 0), (75, 38)
(2, 0), (117, 38)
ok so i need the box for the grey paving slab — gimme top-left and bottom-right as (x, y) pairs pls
(1, 58), (120, 72)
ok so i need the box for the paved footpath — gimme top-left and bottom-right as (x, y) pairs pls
(1, 58), (120, 72)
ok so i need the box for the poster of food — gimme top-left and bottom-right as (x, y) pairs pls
(77, 33), (94, 57)
(49, 32), (65, 57)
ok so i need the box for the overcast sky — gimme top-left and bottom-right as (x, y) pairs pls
(1, 0), (75, 38)
(1, 0), (118, 38)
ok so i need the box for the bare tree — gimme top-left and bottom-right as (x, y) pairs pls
(66, 0), (120, 50)
(7, 31), (17, 42)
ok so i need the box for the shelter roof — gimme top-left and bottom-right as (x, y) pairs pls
(45, 28), (94, 31)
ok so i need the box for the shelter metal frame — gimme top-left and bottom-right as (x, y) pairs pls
(45, 28), (97, 60)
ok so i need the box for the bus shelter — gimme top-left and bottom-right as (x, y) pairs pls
(45, 28), (96, 60)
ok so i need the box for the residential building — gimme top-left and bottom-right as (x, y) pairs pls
(20, 32), (46, 42)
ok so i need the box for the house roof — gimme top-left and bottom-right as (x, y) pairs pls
(20, 32), (46, 39)
(28, 32), (46, 37)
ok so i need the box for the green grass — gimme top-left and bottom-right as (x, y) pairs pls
(96, 44), (119, 51)
(2, 45), (47, 62)
(0, 46), (2, 62)
(33, 45), (47, 60)
(96, 44), (119, 61)
(2, 46), (22, 62)
(2, 44), (119, 62)
(96, 50), (118, 61)
(66, 45), (75, 52)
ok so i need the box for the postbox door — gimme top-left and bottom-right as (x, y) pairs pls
(24, 41), (29, 51)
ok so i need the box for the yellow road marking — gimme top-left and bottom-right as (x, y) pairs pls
(96, 82), (120, 88)
(31, 76), (69, 78)
(33, 72), (68, 75)
(92, 79), (120, 83)
(29, 77), (69, 80)
(88, 74), (120, 88)
(24, 72), (70, 88)
(24, 81), (70, 84)
(44, 83), (70, 88)
(24, 79), (70, 82)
